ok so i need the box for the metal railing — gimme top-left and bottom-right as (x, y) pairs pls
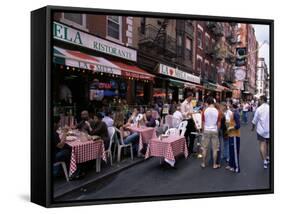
(138, 24), (176, 55)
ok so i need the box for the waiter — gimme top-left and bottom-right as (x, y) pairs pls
(181, 91), (196, 155)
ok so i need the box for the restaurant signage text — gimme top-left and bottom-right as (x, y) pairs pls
(53, 21), (137, 62)
(159, 64), (200, 84)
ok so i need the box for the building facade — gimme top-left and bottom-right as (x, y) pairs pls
(237, 23), (258, 100)
(256, 57), (269, 97)
(52, 13), (155, 119)
(132, 17), (201, 103)
(194, 21), (238, 101)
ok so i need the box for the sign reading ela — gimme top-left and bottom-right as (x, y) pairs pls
(53, 22), (137, 62)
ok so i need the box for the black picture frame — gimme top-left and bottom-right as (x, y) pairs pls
(31, 5), (274, 208)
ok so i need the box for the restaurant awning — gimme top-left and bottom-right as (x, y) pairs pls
(216, 84), (232, 92)
(222, 81), (238, 90)
(53, 47), (154, 81)
(168, 79), (185, 87)
(53, 46), (122, 75)
(203, 82), (218, 91)
(111, 61), (155, 81)
(184, 82), (204, 90)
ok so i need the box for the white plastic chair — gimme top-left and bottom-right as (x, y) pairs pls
(115, 128), (134, 162)
(155, 119), (160, 127)
(172, 117), (182, 128)
(165, 128), (179, 136)
(54, 162), (69, 182)
(177, 121), (188, 137)
(105, 127), (116, 166)
(164, 115), (174, 129)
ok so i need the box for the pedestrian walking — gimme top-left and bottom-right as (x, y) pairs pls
(242, 101), (250, 124)
(201, 96), (221, 169)
(226, 103), (241, 173)
(251, 95), (270, 169)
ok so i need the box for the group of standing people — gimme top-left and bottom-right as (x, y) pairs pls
(179, 91), (270, 172)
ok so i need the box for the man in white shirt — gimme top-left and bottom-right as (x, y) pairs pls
(181, 91), (196, 154)
(252, 96), (270, 169)
(201, 96), (221, 169)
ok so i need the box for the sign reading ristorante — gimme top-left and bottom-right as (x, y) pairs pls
(159, 64), (200, 84)
(53, 21), (137, 62)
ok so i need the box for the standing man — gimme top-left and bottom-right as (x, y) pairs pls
(201, 97), (221, 169)
(251, 95), (270, 169)
(227, 103), (241, 173)
(181, 91), (196, 154)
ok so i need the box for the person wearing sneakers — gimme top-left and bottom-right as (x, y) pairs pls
(201, 96), (221, 169)
(226, 103), (241, 173)
(252, 95), (270, 169)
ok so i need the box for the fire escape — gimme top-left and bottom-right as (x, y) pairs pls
(138, 19), (177, 60)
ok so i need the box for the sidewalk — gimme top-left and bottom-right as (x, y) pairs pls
(54, 156), (145, 200)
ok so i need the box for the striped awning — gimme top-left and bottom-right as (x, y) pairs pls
(53, 46), (154, 81)
(53, 46), (122, 75)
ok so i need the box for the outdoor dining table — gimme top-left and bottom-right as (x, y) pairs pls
(145, 135), (188, 167)
(126, 125), (157, 152)
(66, 137), (107, 176)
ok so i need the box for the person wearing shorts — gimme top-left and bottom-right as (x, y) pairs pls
(201, 96), (221, 169)
(252, 96), (270, 169)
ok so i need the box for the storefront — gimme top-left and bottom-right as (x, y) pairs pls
(202, 81), (220, 101)
(52, 21), (154, 118)
(157, 63), (201, 103)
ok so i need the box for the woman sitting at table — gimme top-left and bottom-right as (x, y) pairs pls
(127, 107), (145, 125)
(92, 112), (110, 150)
(52, 116), (71, 175)
(143, 109), (156, 127)
(114, 110), (140, 153)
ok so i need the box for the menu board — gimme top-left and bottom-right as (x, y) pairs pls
(192, 113), (202, 130)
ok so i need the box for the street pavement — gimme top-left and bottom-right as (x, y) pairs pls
(58, 116), (270, 201)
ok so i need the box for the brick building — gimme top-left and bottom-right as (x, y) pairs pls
(194, 21), (238, 101)
(237, 23), (258, 100)
(131, 17), (201, 103)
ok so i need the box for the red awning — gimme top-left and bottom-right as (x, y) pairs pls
(111, 61), (155, 81)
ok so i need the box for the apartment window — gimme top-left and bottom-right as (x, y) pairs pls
(197, 30), (203, 48)
(205, 63), (209, 79)
(140, 17), (146, 34)
(197, 59), (202, 73)
(64, 13), (83, 25)
(62, 13), (87, 31)
(237, 35), (241, 42)
(186, 37), (191, 50)
(107, 16), (122, 41)
(177, 35), (183, 46)
(205, 36), (210, 50)
(185, 37), (192, 60)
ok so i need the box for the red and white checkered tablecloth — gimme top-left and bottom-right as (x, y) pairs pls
(127, 125), (156, 151)
(66, 139), (106, 176)
(145, 135), (188, 161)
